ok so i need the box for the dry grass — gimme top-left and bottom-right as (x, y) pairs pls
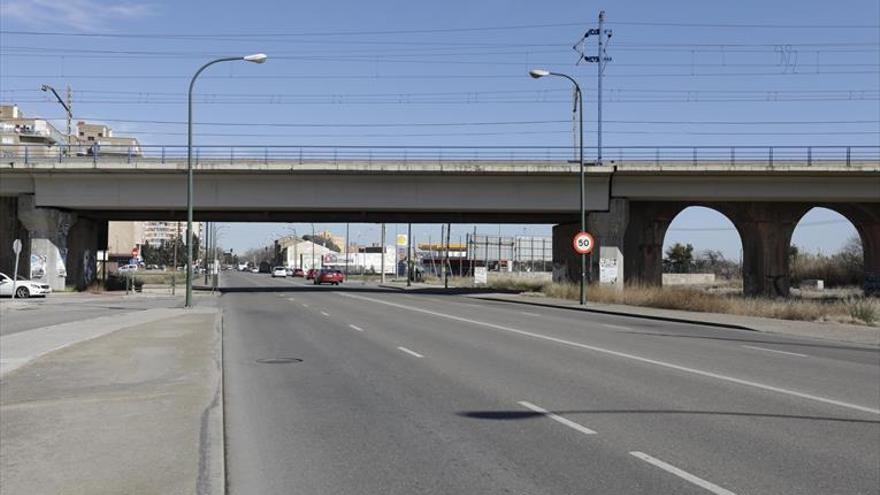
(538, 282), (878, 326)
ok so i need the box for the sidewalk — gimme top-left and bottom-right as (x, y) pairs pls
(378, 282), (880, 346)
(474, 293), (880, 346)
(0, 307), (224, 495)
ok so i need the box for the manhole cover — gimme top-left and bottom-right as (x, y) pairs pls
(256, 357), (303, 364)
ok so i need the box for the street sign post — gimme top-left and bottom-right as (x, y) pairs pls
(572, 231), (595, 255)
(11, 239), (22, 299)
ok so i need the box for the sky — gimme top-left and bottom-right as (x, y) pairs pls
(1, 0), (877, 259)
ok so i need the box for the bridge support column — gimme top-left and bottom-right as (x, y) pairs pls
(725, 203), (808, 298)
(0, 196), (31, 278)
(551, 222), (580, 283)
(66, 217), (107, 291)
(587, 198), (629, 290)
(623, 202), (685, 287)
(17, 196), (76, 291)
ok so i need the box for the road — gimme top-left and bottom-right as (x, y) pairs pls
(221, 270), (880, 495)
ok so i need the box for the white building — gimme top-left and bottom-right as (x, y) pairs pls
(321, 246), (396, 274)
(283, 240), (337, 271)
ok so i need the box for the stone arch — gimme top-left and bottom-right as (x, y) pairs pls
(662, 205), (744, 281)
(802, 204), (880, 295)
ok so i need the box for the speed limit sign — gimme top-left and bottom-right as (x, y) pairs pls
(572, 231), (595, 255)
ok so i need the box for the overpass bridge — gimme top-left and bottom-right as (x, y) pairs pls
(1, 144), (878, 297)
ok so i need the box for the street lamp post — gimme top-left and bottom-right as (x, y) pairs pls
(529, 68), (587, 305)
(40, 84), (72, 155)
(185, 53), (266, 308)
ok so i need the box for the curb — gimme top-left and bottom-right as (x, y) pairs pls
(465, 295), (761, 332)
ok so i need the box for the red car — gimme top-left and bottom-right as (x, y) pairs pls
(293, 268), (305, 277)
(306, 269), (317, 280)
(314, 269), (344, 285)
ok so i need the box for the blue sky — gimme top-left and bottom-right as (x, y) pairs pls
(1, 0), (876, 258)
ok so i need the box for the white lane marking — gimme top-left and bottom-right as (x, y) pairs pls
(348, 324), (364, 332)
(301, 303), (309, 308)
(287, 297), (296, 302)
(518, 401), (596, 435)
(320, 311), (330, 317)
(339, 293), (879, 415)
(741, 345), (808, 358)
(457, 302), (482, 308)
(520, 311), (542, 317)
(397, 346), (424, 358)
(601, 323), (633, 331)
(630, 451), (737, 495)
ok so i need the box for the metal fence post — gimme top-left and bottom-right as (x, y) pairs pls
(264, 147), (268, 165)
(846, 146), (851, 166)
(230, 146), (234, 164)
(769, 147), (773, 167)
(730, 147), (735, 166)
(299, 147), (303, 164)
(24, 146), (29, 164)
(807, 146), (812, 166)
(692, 147), (697, 166)
(58, 146), (63, 163)
(655, 147), (660, 166)
(127, 146), (132, 164)
(161, 146), (166, 164)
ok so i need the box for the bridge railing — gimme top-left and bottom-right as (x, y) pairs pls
(2, 144), (877, 166)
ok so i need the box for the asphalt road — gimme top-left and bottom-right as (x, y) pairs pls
(221, 270), (880, 495)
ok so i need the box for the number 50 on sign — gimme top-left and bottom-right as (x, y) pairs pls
(572, 231), (595, 255)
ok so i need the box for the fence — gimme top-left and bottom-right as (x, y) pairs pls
(2, 144), (877, 166)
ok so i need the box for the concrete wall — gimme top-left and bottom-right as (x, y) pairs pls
(662, 273), (716, 286)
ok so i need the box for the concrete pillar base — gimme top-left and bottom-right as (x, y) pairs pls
(17, 196), (76, 291)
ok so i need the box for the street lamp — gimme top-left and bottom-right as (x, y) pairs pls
(40, 84), (72, 154)
(529, 68), (587, 305)
(185, 54), (267, 308)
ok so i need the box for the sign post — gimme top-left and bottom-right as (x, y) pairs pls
(572, 231), (595, 305)
(11, 239), (22, 299)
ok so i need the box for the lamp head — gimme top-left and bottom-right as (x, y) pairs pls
(243, 53), (268, 64)
(528, 69), (550, 79)
(40, 84), (50, 92)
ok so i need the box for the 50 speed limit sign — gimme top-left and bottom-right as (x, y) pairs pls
(572, 231), (595, 255)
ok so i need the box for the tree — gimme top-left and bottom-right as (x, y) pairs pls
(664, 243), (694, 273)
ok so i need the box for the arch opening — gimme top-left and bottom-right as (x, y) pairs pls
(661, 206), (743, 290)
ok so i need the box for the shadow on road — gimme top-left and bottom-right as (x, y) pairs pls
(457, 409), (880, 424)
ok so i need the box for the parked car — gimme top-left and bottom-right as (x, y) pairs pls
(314, 269), (344, 285)
(117, 264), (138, 273)
(272, 266), (287, 278)
(293, 268), (305, 277)
(250, 267), (259, 273)
(0, 272), (51, 298)
(306, 269), (317, 280)
(285, 267), (294, 276)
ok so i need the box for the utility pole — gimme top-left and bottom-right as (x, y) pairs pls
(444, 222), (451, 289)
(575, 10), (612, 166)
(66, 85), (72, 155)
(172, 221), (179, 295)
(380, 223), (386, 283)
(406, 223), (413, 287)
(345, 223), (349, 277)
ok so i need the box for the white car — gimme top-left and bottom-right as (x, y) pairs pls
(250, 267), (259, 273)
(271, 266), (287, 278)
(0, 272), (52, 298)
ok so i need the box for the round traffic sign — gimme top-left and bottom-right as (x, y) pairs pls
(572, 231), (595, 255)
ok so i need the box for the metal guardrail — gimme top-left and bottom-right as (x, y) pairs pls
(1, 144), (878, 166)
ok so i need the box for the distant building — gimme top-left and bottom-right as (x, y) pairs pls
(107, 221), (202, 257)
(75, 120), (141, 156)
(0, 104), (68, 158)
